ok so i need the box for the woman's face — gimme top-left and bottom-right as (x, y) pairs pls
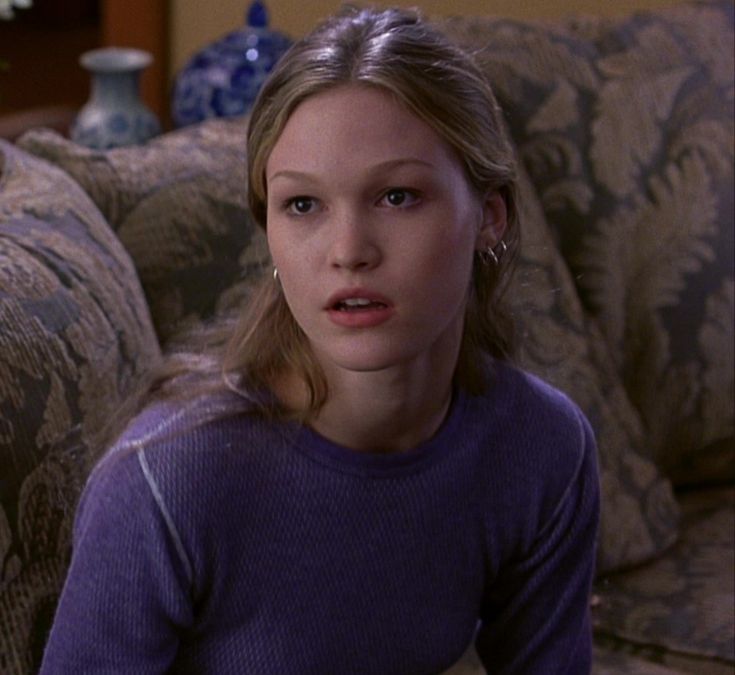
(265, 84), (506, 379)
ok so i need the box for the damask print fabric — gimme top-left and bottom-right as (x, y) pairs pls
(505, 164), (678, 573)
(594, 488), (734, 670)
(0, 141), (160, 673)
(442, 0), (734, 488)
(18, 119), (271, 346)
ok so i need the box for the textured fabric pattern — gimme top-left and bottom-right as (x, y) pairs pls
(442, 0), (735, 486)
(18, 118), (270, 345)
(443, 642), (698, 674)
(509, 165), (678, 573)
(592, 646), (695, 674)
(41, 363), (598, 674)
(593, 487), (735, 669)
(0, 141), (161, 675)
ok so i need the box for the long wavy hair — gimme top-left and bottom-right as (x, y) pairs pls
(103, 6), (520, 450)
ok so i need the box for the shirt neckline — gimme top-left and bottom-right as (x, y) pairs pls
(289, 387), (468, 478)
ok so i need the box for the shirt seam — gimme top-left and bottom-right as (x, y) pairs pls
(110, 403), (202, 455)
(136, 446), (195, 584)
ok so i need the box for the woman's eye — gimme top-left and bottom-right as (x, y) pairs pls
(285, 196), (317, 215)
(379, 189), (419, 208)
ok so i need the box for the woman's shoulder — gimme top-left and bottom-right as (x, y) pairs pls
(468, 360), (599, 541)
(90, 392), (276, 504)
(76, 392), (290, 552)
(467, 359), (596, 488)
(479, 359), (590, 436)
(116, 386), (277, 448)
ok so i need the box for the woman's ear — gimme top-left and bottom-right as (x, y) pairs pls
(475, 191), (508, 251)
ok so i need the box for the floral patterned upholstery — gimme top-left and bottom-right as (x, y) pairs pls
(442, 0), (734, 487)
(0, 141), (161, 673)
(440, 2), (735, 669)
(18, 118), (270, 346)
(594, 487), (734, 673)
(507, 164), (678, 574)
(591, 646), (707, 675)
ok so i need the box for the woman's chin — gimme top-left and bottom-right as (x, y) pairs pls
(314, 343), (418, 377)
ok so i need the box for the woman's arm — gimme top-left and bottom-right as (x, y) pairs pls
(475, 412), (600, 674)
(40, 448), (194, 674)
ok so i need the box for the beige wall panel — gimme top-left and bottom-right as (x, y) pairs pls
(171, 0), (680, 75)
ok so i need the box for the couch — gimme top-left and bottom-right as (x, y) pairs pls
(0, 1), (732, 672)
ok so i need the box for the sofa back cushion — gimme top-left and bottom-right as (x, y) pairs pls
(443, 0), (734, 487)
(0, 141), (160, 674)
(18, 118), (270, 346)
(509, 163), (679, 573)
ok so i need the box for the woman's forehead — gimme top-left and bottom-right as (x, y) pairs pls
(266, 84), (458, 180)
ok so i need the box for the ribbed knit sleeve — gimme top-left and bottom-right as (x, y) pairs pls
(475, 407), (600, 674)
(39, 447), (194, 674)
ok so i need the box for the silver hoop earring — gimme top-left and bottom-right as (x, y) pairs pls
(478, 240), (507, 267)
(273, 267), (279, 281)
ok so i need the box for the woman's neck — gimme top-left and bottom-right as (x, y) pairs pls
(271, 356), (456, 454)
(271, 321), (463, 453)
(310, 366), (454, 454)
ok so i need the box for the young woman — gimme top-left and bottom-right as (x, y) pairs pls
(41, 7), (599, 674)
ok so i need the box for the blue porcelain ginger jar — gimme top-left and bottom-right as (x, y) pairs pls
(172, 1), (292, 128)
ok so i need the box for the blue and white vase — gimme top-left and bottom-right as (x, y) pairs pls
(72, 47), (161, 150)
(171, 0), (292, 128)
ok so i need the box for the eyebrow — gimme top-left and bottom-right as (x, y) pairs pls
(268, 158), (435, 183)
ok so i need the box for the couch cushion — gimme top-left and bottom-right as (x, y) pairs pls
(509, 164), (678, 573)
(0, 141), (161, 674)
(593, 487), (734, 671)
(442, 0), (735, 487)
(592, 646), (703, 674)
(441, 640), (693, 673)
(17, 118), (270, 346)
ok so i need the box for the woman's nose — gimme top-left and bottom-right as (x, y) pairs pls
(328, 211), (382, 271)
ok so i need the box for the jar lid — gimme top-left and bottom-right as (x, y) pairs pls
(172, 0), (292, 128)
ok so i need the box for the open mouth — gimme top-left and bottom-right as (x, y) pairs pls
(326, 293), (394, 327)
(333, 298), (388, 312)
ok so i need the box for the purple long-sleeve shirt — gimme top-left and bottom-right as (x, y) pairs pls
(41, 361), (599, 674)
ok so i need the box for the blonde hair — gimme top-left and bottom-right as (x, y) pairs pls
(114, 6), (520, 436)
